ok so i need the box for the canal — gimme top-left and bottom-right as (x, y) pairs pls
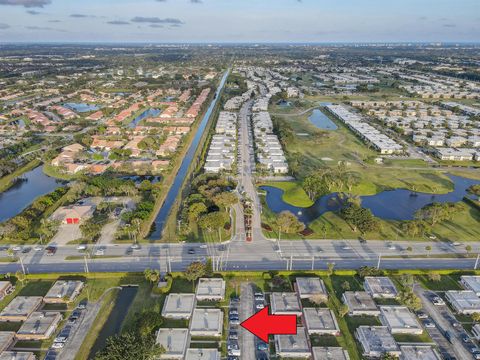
(0, 165), (65, 222)
(88, 286), (138, 358)
(148, 70), (230, 239)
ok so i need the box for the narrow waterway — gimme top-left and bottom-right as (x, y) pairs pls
(148, 70), (230, 239)
(0, 165), (65, 222)
(88, 286), (138, 359)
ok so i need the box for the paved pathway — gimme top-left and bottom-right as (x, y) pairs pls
(61, 287), (121, 360)
(240, 283), (255, 360)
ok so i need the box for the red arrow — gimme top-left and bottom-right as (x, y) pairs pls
(240, 306), (297, 342)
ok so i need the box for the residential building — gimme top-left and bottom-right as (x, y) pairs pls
(303, 308), (340, 336)
(364, 277), (398, 299)
(312, 347), (350, 360)
(274, 327), (311, 358)
(161, 294), (195, 320)
(195, 278), (225, 301)
(43, 281), (84, 304)
(155, 328), (189, 359)
(16, 312), (62, 340)
(355, 326), (400, 358)
(342, 292), (379, 316)
(0, 297), (43, 322)
(379, 306), (423, 335)
(190, 309), (223, 337)
(270, 293), (302, 316)
(445, 291), (480, 314)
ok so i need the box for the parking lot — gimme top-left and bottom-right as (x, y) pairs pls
(415, 284), (477, 360)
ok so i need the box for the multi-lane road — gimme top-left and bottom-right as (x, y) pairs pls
(1, 237), (480, 274)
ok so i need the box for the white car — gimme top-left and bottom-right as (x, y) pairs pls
(12, 246), (22, 252)
(34, 245), (43, 252)
(51, 342), (65, 349)
(76, 244), (87, 251)
(130, 243), (140, 250)
(95, 248), (105, 256)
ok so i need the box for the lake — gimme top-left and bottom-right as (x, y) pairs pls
(260, 175), (480, 224)
(128, 108), (161, 128)
(0, 166), (66, 222)
(63, 103), (100, 113)
(88, 286), (138, 358)
(308, 109), (338, 130)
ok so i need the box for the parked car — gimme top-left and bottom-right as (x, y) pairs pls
(255, 302), (265, 310)
(431, 296), (445, 306)
(229, 331), (238, 340)
(416, 311), (428, 319)
(188, 248), (195, 254)
(76, 244), (87, 251)
(423, 319), (435, 328)
(51, 342), (64, 349)
(229, 308), (239, 316)
(95, 248), (105, 256)
(34, 245), (43, 252)
(77, 300), (87, 310)
(257, 342), (269, 351)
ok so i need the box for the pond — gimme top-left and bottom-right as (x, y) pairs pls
(119, 175), (161, 184)
(277, 100), (292, 108)
(0, 166), (66, 222)
(260, 175), (480, 224)
(128, 108), (161, 128)
(308, 109), (338, 130)
(63, 103), (100, 113)
(88, 286), (138, 358)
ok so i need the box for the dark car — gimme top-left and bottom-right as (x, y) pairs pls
(77, 300), (87, 310)
(461, 333), (471, 343)
(229, 331), (238, 340)
(21, 247), (31, 253)
(188, 248), (195, 254)
(257, 342), (269, 351)
(444, 331), (453, 343)
(46, 246), (57, 255)
(44, 350), (57, 360)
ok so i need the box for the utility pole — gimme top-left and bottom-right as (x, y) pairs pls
(84, 254), (89, 274)
(19, 256), (26, 275)
(311, 257), (315, 271)
(167, 249), (171, 273)
(377, 253), (382, 270)
(290, 255), (293, 271)
(475, 254), (480, 270)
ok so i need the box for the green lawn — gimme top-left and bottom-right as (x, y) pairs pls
(273, 105), (472, 196)
(259, 181), (313, 207)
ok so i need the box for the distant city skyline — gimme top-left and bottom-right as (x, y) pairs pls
(0, 0), (479, 43)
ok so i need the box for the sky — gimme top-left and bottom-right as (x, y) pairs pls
(0, 0), (478, 43)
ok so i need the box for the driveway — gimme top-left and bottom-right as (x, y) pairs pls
(50, 224), (82, 246)
(240, 283), (256, 360)
(98, 219), (121, 245)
